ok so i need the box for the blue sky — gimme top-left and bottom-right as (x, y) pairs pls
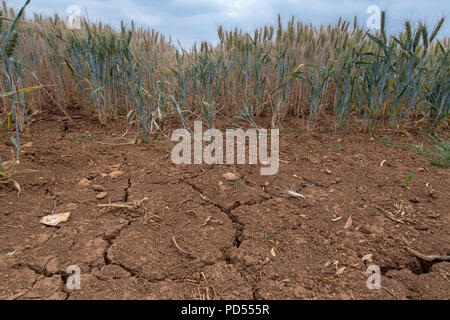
(8, 0), (450, 47)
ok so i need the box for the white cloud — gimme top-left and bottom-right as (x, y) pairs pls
(7, 0), (449, 47)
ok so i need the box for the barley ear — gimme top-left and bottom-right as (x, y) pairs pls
(5, 30), (18, 57)
(412, 27), (422, 51)
(421, 24), (429, 49)
(380, 11), (387, 43)
(429, 17), (444, 44)
(405, 21), (412, 44)
(218, 25), (223, 43)
(276, 14), (282, 42)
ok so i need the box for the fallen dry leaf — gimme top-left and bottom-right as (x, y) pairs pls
(12, 180), (21, 196)
(40, 212), (71, 227)
(271, 247), (276, 257)
(362, 254), (373, 263)
(344, 215), (353, 229)
(335, 266), (346, 275)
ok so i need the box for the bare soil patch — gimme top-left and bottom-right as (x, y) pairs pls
(0, 112), (449, 300)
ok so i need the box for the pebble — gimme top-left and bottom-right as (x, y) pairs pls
(293, 285), (308, 298)
(77, 178), (91, 186)
(96, 192), (108, 200)
(92, 184), (104, 192)
(410, 197), (420, 204)
(109, 171), (124, 179)
(223, 172), (238, 181)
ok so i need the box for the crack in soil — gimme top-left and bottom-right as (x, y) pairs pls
(123, 178), (131, 202)
(382, 258), (440, 276)
(182, 179), (273, 250)
(182, 180), (245, 247)
(100, 217), (184, 283)
(181, 177), (275, 298)
(10, 264), (69, 300)
(102, 221), (132, 266)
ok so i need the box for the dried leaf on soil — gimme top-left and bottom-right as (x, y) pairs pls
(362, 254), (373, 262)
(12, 179), (20, 196)
(271, 247), (276, 257)
(172, 236), (193, 257)
(335, 266), (346, 275)
(285, 189), (306, 198)
(344, 215), (353, 229)
(40, 212), (71, 227)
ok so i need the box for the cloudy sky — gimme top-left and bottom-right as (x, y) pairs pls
(8, 0), (450, 47)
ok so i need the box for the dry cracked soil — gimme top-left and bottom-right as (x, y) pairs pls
(0, 111), (449, 300)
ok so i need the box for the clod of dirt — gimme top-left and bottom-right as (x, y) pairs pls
(92, 184), (104, 192)
(96, 192), (108, 200)
(217, 181), (228, 191)
(45, 257), (60, 274)
(23, 276), (67, 300)
(223, 172), (238, 181)
(410, 197), (420, 204)
(427, 189), (437, 199)
(39, 212), (71, 227)
(109, 164), (121, 171)
(293, 285), (309, 298)
(77, 178), (91, 186)
(109, 171), (125, 179)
